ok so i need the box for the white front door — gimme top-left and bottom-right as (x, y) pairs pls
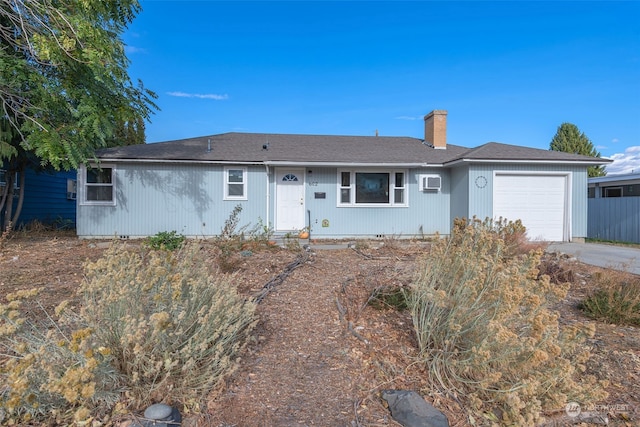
(276, 169), (306, 231)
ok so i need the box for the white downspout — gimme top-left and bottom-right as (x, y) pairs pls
(265, 164), (270, 228)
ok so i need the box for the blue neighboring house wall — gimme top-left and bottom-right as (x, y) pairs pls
(1, 168), (77, 229)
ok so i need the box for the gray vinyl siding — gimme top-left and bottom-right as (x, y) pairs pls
(78, 163), (450, 239)
(588, 197), (640, 244)
(571, 168), (588, 238)
(77, 163), (268, 238)
(299, 167), (449, 239)
(449, 165), (469, 226)
(77, 161), (590, 240)
(466, 164), (588, 239)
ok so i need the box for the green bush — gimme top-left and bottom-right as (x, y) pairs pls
(144, 230), (186, 251)
(579, 271), (640, 326)
(368, 286), (408, 311)
(0, 242), (257, 424)
(407, 217), (606, 425)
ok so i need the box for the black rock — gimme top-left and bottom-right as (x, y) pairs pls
(382, 390), (449, 427)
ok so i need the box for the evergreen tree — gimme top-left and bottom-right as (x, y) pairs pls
(550, 123), (606, 177)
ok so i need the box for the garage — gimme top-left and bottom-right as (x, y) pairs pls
(493, 172), (570, 242)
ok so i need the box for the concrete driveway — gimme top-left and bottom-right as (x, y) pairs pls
(547, 242), (640, 275)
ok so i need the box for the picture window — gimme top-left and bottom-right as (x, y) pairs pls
(337, 170), (407, 207)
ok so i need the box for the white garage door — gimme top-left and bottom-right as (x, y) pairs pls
(493, 173), (569, 242)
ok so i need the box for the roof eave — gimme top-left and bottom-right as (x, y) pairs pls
(95, 158), (441, 168)
(96, 156), (609, 168)
(444, 158), (612, 167)
(588, 172), (640, 184)
(264, 161), (438, 168)
(95, 158), (265, 165)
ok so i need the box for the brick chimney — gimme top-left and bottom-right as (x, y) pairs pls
(424, 110), (447, 149)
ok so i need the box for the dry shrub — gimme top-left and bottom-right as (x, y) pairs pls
(0, 222), (12, 249)
(0, 289), (122, 424)
(381, 234), (402, 251)
(0, 242), (257, 425)
(579, 270), (640, 326)
(216, 205), (276, 272)
(408, 218), (607, 425)
(478, 216), (547, 258)
(538, 253), (576, 284)
(78, 242), (257, 407)
(20, 219), (49, 233)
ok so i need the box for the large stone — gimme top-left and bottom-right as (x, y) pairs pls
(144, 403), (173, 420)
(130, 403), (182, 427)
(382, 390), (449, 427)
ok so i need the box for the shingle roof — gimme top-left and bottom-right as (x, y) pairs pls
(96, 132), (610, 166)
(457, 142), (610, 163)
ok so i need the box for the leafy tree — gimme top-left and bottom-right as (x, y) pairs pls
(0, 118), (26, 229)
(0, 0), (157, 229)
(550, 123), (606, 177)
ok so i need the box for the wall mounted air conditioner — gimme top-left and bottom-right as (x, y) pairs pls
(66, 179), (77, 200)
(420, 174), (441, 191)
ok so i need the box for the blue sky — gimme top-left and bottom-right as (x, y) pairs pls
(124, 1), (640, 174)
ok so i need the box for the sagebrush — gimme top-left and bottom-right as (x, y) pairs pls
(0, 242), (257, 425)
(407, 217), (607, 425)
(0, 289), (122, 424)
(76, 242), (257, 408)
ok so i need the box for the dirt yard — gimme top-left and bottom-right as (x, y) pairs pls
(0, 232), (638, 426)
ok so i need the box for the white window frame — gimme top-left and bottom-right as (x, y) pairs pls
(79, 164), (116, 206)
(0, 169), (20, 190)
(337, 169), (408, 207)
(393, 171), (407, 204)
(224, 167), (248, 200)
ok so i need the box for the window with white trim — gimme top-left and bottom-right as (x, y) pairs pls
(224, 167), (247, 200)
(337, 170), (407, 206)
(81, 165), (115, 205)
(393, 172), (406, 204)
(0, 169), (19, 190)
